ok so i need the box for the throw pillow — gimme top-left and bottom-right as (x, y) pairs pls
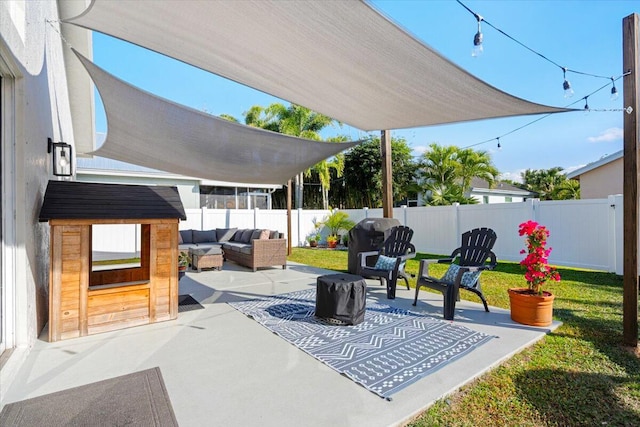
(259, 229), (270, 240)
(192, 229), (217, 244)
(179, 229), (193, 244)
(441, 264), (481, 287)
(178, 232), (183, 244)
(374, 254), (397, 271)
(269, 230), (279, 239)
(250, 229), (263, 240)
(216, 228), (237, 243)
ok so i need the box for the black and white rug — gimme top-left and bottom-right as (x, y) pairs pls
(229, 289), (494, 400)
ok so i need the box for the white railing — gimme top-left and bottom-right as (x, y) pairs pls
(92, 196), (626, 274)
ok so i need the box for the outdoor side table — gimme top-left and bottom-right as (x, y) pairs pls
(316, 273), (366, 325)
(189, 246), (223, 272)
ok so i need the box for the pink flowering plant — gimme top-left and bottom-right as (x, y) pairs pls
(518, 220), (561, 295)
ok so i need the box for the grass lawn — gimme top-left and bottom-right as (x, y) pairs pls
(288, 248), (640, 426)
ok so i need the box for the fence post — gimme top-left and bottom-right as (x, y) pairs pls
(297, 208), (303, 247)
(254, 207), (259, 229)
(453, 203), (461, 245)
(201, 207), (206, 230)
(363, 207), (369, 219)
(402, 205), (407, 226)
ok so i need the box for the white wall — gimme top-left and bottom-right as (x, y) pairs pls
(1, 0), (76, 394)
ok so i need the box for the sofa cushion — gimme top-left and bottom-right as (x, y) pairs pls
(232, 229), (246, 242)
(239, 246), (253, 255)
(241, 229), (254, 243)
(179, 229), (193, 244)
(178, 232), (183, 244)
(179, 243), (199, 251)
(216, 227), (237, 242)
(195, 243), (223, 252)
(193, 229), (217, 244)
(223, 242), (248, 253)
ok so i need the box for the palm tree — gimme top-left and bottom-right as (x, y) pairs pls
(553, 179), (581, 200)
(456, 148), (499, 196)
(522, 167), (566, 200)
(263, 104), (336, 209)
(419, 144), (458, 205)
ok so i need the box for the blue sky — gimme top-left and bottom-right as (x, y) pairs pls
(91, 1), (638, 182)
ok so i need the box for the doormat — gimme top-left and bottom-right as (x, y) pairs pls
(229, 289), (494, 400)
(178, 294), (204, 312)
(0, 367), (178, 426)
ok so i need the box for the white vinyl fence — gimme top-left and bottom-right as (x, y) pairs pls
(92, 196), (626, 274)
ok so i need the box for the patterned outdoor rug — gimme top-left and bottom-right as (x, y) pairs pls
(229, 289), (494, 400)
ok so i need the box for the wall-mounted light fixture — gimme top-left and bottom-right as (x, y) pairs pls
(47, 138), (73, 177)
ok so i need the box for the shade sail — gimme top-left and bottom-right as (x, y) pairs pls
(66, 0), (570, 132)
(74, 52), (359, 185)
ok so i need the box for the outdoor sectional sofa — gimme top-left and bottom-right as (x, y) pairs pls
(179, 228), (287, 271)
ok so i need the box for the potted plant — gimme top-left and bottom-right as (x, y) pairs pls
(326, 235), (339, 249)
(178, 251), (191, 280)
(508, 220), (561, 326)
(307, 233), (321, 248)
(320, 210), (355, 241)
(342, 233), (349, 247)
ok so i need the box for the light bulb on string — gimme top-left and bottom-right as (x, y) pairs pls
(610, 77), (619, 101)
(562, 68), (574, 98)
(472, 15), (483, 57)
(583, 96), (590, 113)
(496, 137), (501, 150)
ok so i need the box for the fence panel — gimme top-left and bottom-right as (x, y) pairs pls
(405, 206), (458, 255)
(537, 199), (612, 271)
(458, 201), (534, 262)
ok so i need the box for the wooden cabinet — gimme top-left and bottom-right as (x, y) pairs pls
(48, 219), (179, 342)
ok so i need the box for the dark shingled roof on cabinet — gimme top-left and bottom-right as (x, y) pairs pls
(38, 180), (187, 222)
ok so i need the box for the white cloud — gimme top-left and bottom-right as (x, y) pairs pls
(498, 170), (525, 183)
(412, 145), (428, 156)
(587, 127), (623, 143)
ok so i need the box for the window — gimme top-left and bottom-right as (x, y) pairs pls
(505, 196), (513, 203)
(483, 196), (489, 204)
(92, 224), (141, 271)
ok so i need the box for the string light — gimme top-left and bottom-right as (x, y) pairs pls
(583, 96), (590, 113)
(563, 68), (574, 98)
(472, 14), (483, 57)
(456, 0), (616, 97)
(462, 72), (631, 150)
(610, 77), (619, 101)
(496, 137), (501, 149)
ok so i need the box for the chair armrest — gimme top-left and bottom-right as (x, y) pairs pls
(359, 251), (379, 268)
(418, 258), (453, 278)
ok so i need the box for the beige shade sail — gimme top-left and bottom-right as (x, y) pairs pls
(66, 0), (570, 132)
(75, 51), (360, 185)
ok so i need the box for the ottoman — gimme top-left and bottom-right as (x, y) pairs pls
(315, 273), (367, 325)
(190, 246), (223, 272)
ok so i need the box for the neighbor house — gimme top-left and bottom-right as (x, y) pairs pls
(76, 155), (282, 210)
(566, 150), (623, 199)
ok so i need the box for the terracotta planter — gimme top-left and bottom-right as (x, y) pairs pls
(178, 265), (187, 280)
(327, 240), (338, 249)
(309, 241), (318, 248)
(508, 288), (555, 327)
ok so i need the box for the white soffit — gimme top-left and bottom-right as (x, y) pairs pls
(66, 0), (570, 131)
(74, 52), (360, 185)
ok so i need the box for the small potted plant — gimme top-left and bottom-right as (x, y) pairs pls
(178, 251), (191, 280)
(342, 233), (349, 247)
(307, 233), (321, 248)
(508, 220), (561, 326)
(320, 210), (355, 242)
(326, 235), (339, 249)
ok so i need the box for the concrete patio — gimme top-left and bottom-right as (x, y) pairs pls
(1, 262), (560, 426)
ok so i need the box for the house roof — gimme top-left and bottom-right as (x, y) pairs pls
(38, 180), (187, 222)
(470, 178), (536, 196)
(566, 150), (623, 179)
